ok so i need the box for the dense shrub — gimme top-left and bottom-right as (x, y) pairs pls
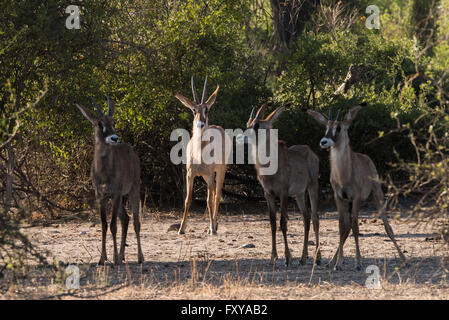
(0, 0), (448, 217)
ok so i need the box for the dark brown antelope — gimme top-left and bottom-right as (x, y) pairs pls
(76, 96), (143, 265)
(240, 102), (320, 266)
(173, 76), (230, 235)
(307, 105), (406, 270)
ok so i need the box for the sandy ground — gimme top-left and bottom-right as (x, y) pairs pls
(1, 203), (448, 299)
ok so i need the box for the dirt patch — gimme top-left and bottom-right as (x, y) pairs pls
(1, 207), (448, 299)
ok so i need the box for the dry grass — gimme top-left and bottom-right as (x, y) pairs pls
(1, 205), (448, 300)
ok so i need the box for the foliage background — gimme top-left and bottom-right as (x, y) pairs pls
(0, 0), (448, 220)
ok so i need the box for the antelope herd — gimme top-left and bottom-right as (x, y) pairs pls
(76, 76), (407, 270)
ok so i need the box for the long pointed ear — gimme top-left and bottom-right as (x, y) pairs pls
(265, 106), (286, 125)
(205, 85), (219, 109)
(344, 105), (362, 124)
(174, 93), (195, 112)
(307, 109), (328, 126)
(76, 104), (97, 125)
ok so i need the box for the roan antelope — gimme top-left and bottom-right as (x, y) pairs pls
(173, 76), (230, 235)
(307, 105), (406, 270)
(76, 97), (143, 265)
(239, 102), (321, 266)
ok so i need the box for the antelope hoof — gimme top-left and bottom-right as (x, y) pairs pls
(113, 253), (120, 265)
(270, 255), (278, 265)
(334, 265), (343, 271)
(98, 259), (106, 266)
(355, 264), (362, 271)
(98, 254), (107, 266)
(208, 229), (217, 236)
(299, 257), (307, 265)
(285, 252), (292, 267)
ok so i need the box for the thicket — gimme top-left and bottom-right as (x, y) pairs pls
(0, 1), (447, 241)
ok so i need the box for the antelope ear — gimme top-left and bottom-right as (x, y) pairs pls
(344, 105), (362, 123)
(206, 85), (219, 109)
(174, 93), (195, 112)
(76, 104), (97, 125)
(265, 106), (285, 125)
(307, 109), (328, 126)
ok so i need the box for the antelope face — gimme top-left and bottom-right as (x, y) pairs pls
(320, 121), (347, 149)
(236, 113), (265, 145)
(192, 104), (209, 129)
(76, 95), (120, 146)
(236, 102), (286, 144)
(307, 105), (363, 150)
(174, 76), (219, 131)
(97, 116), (119, 145)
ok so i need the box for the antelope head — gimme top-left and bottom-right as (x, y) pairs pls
(76, 96), (120, 145)
(174, 76), (219, 130)
(307, 105), (362, 149)
(246, 102), (287, 130)
(236, 102), (286, 144)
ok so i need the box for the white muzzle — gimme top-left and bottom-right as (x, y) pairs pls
(106, 134), (119, 145)
(196, 121), (205, 129)
(320, 137), (334, 149)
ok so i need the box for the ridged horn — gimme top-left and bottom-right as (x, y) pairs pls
(191, 76), (199, 104)
(107, 95), (112, 116)
(250, 107), (256, 120)
(201, 75), (208, 104)
(90, 97), (103, 117)
(336, 108), (341, 121)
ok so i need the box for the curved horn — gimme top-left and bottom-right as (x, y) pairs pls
(336, 108), (341, 121)
(255, 101), (270, 121)
(250, 107), (256, 120)
(107, 95), (113, 116)
(90, 97), (103, 117)
(191, 76), (199, 104)
(201, 75), (208, 104)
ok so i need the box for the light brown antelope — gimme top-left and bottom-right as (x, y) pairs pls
(240, 102), (320, 266)
(307, 105), (406, 270)
(173, 76), (230, 235)
(76, 97), (143, 265)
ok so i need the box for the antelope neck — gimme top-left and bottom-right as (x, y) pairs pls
(94, 135), (114, 157)
(254, 128), (273, 167)
(330, 142), (352, 182)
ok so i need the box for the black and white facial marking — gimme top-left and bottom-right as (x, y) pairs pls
(97, 116), (119, 145)
(320, 121), (344, 149)
(192, 104), (209, 129)
(236, 119), (259, 145)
